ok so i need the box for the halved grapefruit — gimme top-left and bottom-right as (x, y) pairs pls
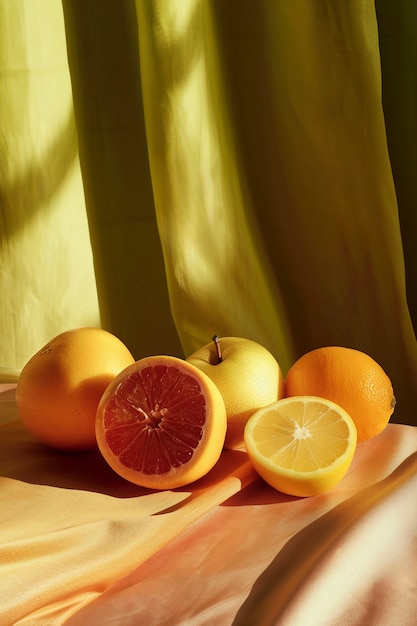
(95, 355), (227, 489)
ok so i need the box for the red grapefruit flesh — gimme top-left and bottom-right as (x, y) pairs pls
(95, 355), (227, 489)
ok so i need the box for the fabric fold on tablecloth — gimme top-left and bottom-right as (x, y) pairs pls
(0, 387), (255, 625)
(233, 450), (417, 626)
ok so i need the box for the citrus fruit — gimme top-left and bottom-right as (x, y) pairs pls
(16, 327), (135, 451)
(244, 396), (357, 497)
(285, 346), (396, 443)
(187, 336), (284, 449)
(95, 355), (227, 489)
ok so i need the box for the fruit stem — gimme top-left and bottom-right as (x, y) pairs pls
(212, 334), (222, 364)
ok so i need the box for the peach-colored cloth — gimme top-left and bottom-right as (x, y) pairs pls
(1, 384), (416, 625)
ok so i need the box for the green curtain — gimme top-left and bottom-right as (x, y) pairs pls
(1, 0), (416, 426)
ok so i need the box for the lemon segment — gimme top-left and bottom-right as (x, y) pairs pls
(244, 396), (357, 497)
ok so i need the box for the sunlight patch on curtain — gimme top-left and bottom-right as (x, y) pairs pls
(0, 0), (99, 372)
(136, 0), (293, 368)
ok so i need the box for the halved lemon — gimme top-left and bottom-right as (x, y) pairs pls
(244, 396), (357, 497)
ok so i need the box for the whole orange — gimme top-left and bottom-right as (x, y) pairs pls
(16, 327), (135, 451)
(285, 346), (396, 443)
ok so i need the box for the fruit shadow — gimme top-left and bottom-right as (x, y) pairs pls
(0, 416), (149, 497)
(152, 449), (297, 515)
(222, 476), (299, 507)
(1, 403), (296, 504)
(0, 415), (301, 504)
(1, 385), (292, 503)
(0, 417), (244, 501)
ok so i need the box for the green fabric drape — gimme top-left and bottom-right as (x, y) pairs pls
(61, 0), (182, 360)
(1, 0), (416, 426)
(0, 0), (99, 377)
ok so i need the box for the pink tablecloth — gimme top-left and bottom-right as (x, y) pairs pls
(1, 383), (416, 625)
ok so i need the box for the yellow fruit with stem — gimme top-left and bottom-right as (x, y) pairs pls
(187, 335), (284, 449)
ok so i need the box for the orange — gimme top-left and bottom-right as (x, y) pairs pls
(244, 396), (357, 497)
(285, 346), (396, 443)
(95, 355), (227, 489)
(16, 327), (135, 451)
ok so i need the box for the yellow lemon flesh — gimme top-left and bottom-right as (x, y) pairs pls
(244, 396), (357, 497)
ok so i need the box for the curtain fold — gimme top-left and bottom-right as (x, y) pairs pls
(1, 0), (416, 425)
(136, 0), (294, 368)
(62, 0), (182, 360)
(0, 0), (99, 372)
(375, 0), (417, 327)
